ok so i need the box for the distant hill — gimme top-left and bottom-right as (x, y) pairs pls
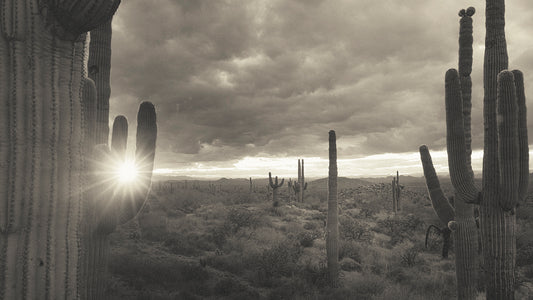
(308, 177), (371, 190)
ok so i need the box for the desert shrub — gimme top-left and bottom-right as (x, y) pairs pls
(376, 215), (424, 246)
(226, 207), (261, 234)
(252, 241), (303, 286)
(339, 216), (372, 243)
(400, 246), (421, 267)
(213, 277), (244, 296)
(109, 254), (209, 291)
(338, 241), (362, 263)
(340, 257), (362, 272)
(523, 265), (533, 279)
(303, 221), (318, 231)
(517, 243), (533, 266)
(359, 207), (376, 218)
(203, 254), (247, 275)
(297, 231), (318, 247)
(301, 260), (330, 289)
(163, 233), (215, 256)
(268, 278), (311, 300)
(341, 274), (385, 300)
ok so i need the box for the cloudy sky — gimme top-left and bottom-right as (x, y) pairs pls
(106, 0), (533, 179)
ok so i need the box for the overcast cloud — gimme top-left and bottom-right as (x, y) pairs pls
(106, 0), (533, 177)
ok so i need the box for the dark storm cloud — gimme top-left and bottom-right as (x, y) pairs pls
(107, 0), (533, 170)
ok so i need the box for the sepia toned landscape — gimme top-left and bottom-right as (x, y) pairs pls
(2, 0), (533, 299)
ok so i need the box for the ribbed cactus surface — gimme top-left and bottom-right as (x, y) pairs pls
(0, 0), (119, 299)
(420, 2), (529, 298)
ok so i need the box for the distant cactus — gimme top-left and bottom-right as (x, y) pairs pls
(268, 172), (285, 206)
(420, 2), (529, 298)
(0, 0), (119, 298)
(392, 171), (402, 213)
(326, 130), (339, 286)
(296, 159), (308, 202)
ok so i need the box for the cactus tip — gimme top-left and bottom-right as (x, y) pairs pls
(466, 7), (475, 16)
(447, 220), (458, 232)
(445, 68), (459, 81)
(497, 70), (515, 82)
(458, 9), (466, 17)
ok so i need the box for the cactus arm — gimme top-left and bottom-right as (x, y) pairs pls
(482, 0), (508, 195)
(512, 70), (529, 202)
(496, 71), (519, 211)
(38, 0), (121, 41)
(459, 8), (475, 173)
(419, 145), (455, 224)
(118, 101), (157, 224)
(326, 130), (339, 286)
(445, 69), (480, 203)
(268, 172), (274, 188)
(425, 224), (442, 249)
(88, 20), (112, 144)
(279, 178), (284, 187)
(110, 115), (127, 158)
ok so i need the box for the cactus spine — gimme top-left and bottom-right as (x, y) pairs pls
(0, 0), (119, 298)
(421, 2), (529, 298)
(392, 171), (401, 213)
(268, 172), (284, 206)
(326, 130), (339, 286)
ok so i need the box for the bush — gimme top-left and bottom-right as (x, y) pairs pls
(298, 231), (318, 247)
(517, 243), (533, 266)
(339, 216), (372, 243)
(109, 254), (209, 291)
(301, 260), (330, 289)
(338, 241), (362, 263)
(226, 207), (261, 234)
(163, 233), (216, 256)
(340, 257), (362, 272)
(400, 246), (420, 267)
(252, 241), (303, 285)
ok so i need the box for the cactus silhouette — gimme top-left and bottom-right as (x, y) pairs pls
(0, 0), (119, 298)
(296, 159), (308, 202)
(268, 172), (284, 206)
(420, 2), (529, 298)
(326, 130), (339, 286)
(392, 171), (401, 213)
(80, 16), (157, 300)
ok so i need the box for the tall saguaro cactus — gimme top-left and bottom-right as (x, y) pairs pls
(392, 171), (401, 213)
(268, 172), (284, 206)
(296, 159), (307, 202)
(327, 130), (339, 286)
(420, 2), (529, 298)
(0, 0), (119, 298)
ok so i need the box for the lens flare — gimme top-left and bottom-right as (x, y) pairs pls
(116, 160), (138, 183)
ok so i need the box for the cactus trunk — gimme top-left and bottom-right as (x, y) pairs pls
(0, 0), (119, 298)
(326, 130), (339, 286)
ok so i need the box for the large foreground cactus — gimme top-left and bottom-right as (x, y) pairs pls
(420, 2), (529, 298)
(0, 0), (119, 298)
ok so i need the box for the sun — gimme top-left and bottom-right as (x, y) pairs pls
(116, 160), (138, 183)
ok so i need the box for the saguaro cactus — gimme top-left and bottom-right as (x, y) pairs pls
(0, 1), (119, 298)
(296, 159), (308, 202)
(80, 15), (157, 299)
(326, 130), (339, 286)
(268, 172), (284, 206)
(420, 2), (529, 298)
(392, 171), (401, 213)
